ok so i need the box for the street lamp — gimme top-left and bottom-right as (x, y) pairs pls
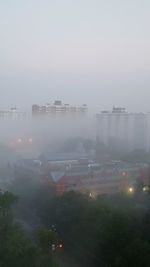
(128, 187), (134, 194)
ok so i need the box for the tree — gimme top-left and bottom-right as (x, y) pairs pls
(38, 228), (57, 252)
(0, 191), (17, 215)
(124, 239), (150, 267)
(4, 230), (37, 267)
(32, 187), (150, 267)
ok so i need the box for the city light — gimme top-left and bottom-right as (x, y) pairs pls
(128, 187), (134, 193)
(17, 138), (22, 144)
(15, 137), (33, 145)
(143, 186), (149, 192)
(89, 192), (96, 199)
(28, 138), (33, 144)
(89, 192), (93, 198)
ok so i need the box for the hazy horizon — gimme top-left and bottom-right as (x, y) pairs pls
(0, 0), (150, 112)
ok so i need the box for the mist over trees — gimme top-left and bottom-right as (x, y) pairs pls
(35, 191), (150, 267)
(6, 160), (150, 267)
(0, 136), (150, 266)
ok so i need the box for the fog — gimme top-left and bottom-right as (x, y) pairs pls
(0, 1), (150, 266)
(0, 0), (150, 112)
(0, 114), (95, 159)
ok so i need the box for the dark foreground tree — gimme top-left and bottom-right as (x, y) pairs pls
(35, 191), (150, 267)
(0, 191), (57, 267)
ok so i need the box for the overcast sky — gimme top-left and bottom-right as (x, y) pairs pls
(0, 0), (150, 112)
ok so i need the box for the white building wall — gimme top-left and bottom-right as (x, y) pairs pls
(96, 109), (149, 152)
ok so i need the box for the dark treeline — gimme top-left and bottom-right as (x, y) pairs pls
(35, 190), (150, 267)
(0, 191), (59, 267)
(2, 174), (150, 266)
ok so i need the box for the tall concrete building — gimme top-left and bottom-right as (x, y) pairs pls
(32, 100), (88, 118)
(0, 108), (26, 120)
(96, 107), (148, 151)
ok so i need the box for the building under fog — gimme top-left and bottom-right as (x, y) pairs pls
(0, 107), (26, 120)
(96, 107), (149, 151)
(32, 100), (88, 118)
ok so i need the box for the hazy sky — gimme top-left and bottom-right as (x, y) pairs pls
(0, 0), (150, 112)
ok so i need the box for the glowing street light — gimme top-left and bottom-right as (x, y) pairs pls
(28, 138), (33, 144)
(89, 192), (96, 199)
(17, 138), (22, 144)
(89, 192), (93, 198)
(143, 186), (149, 192)
(128, 187), (134, 194)
(58, 244), (63, 248)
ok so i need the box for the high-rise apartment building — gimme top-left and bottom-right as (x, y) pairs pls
(0, 108), (26, 120)
(32, 100), (88, 118)
(96, 107), (148, 151)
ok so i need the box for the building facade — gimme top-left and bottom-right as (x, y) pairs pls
(42, 160), (149, 196)
(32, 100), (88, 118)
(96, 107), (149, 151)
(0, 108), (26, 120)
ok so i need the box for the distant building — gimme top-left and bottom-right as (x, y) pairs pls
(15, 156), (149, 197)
(96, 107), (148, 151)
(32, 100), (88, 118)
(0, 107), (26, 120)
(42, 160), (149, 196)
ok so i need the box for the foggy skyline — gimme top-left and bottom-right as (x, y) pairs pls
(1, 0), (150, 112)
